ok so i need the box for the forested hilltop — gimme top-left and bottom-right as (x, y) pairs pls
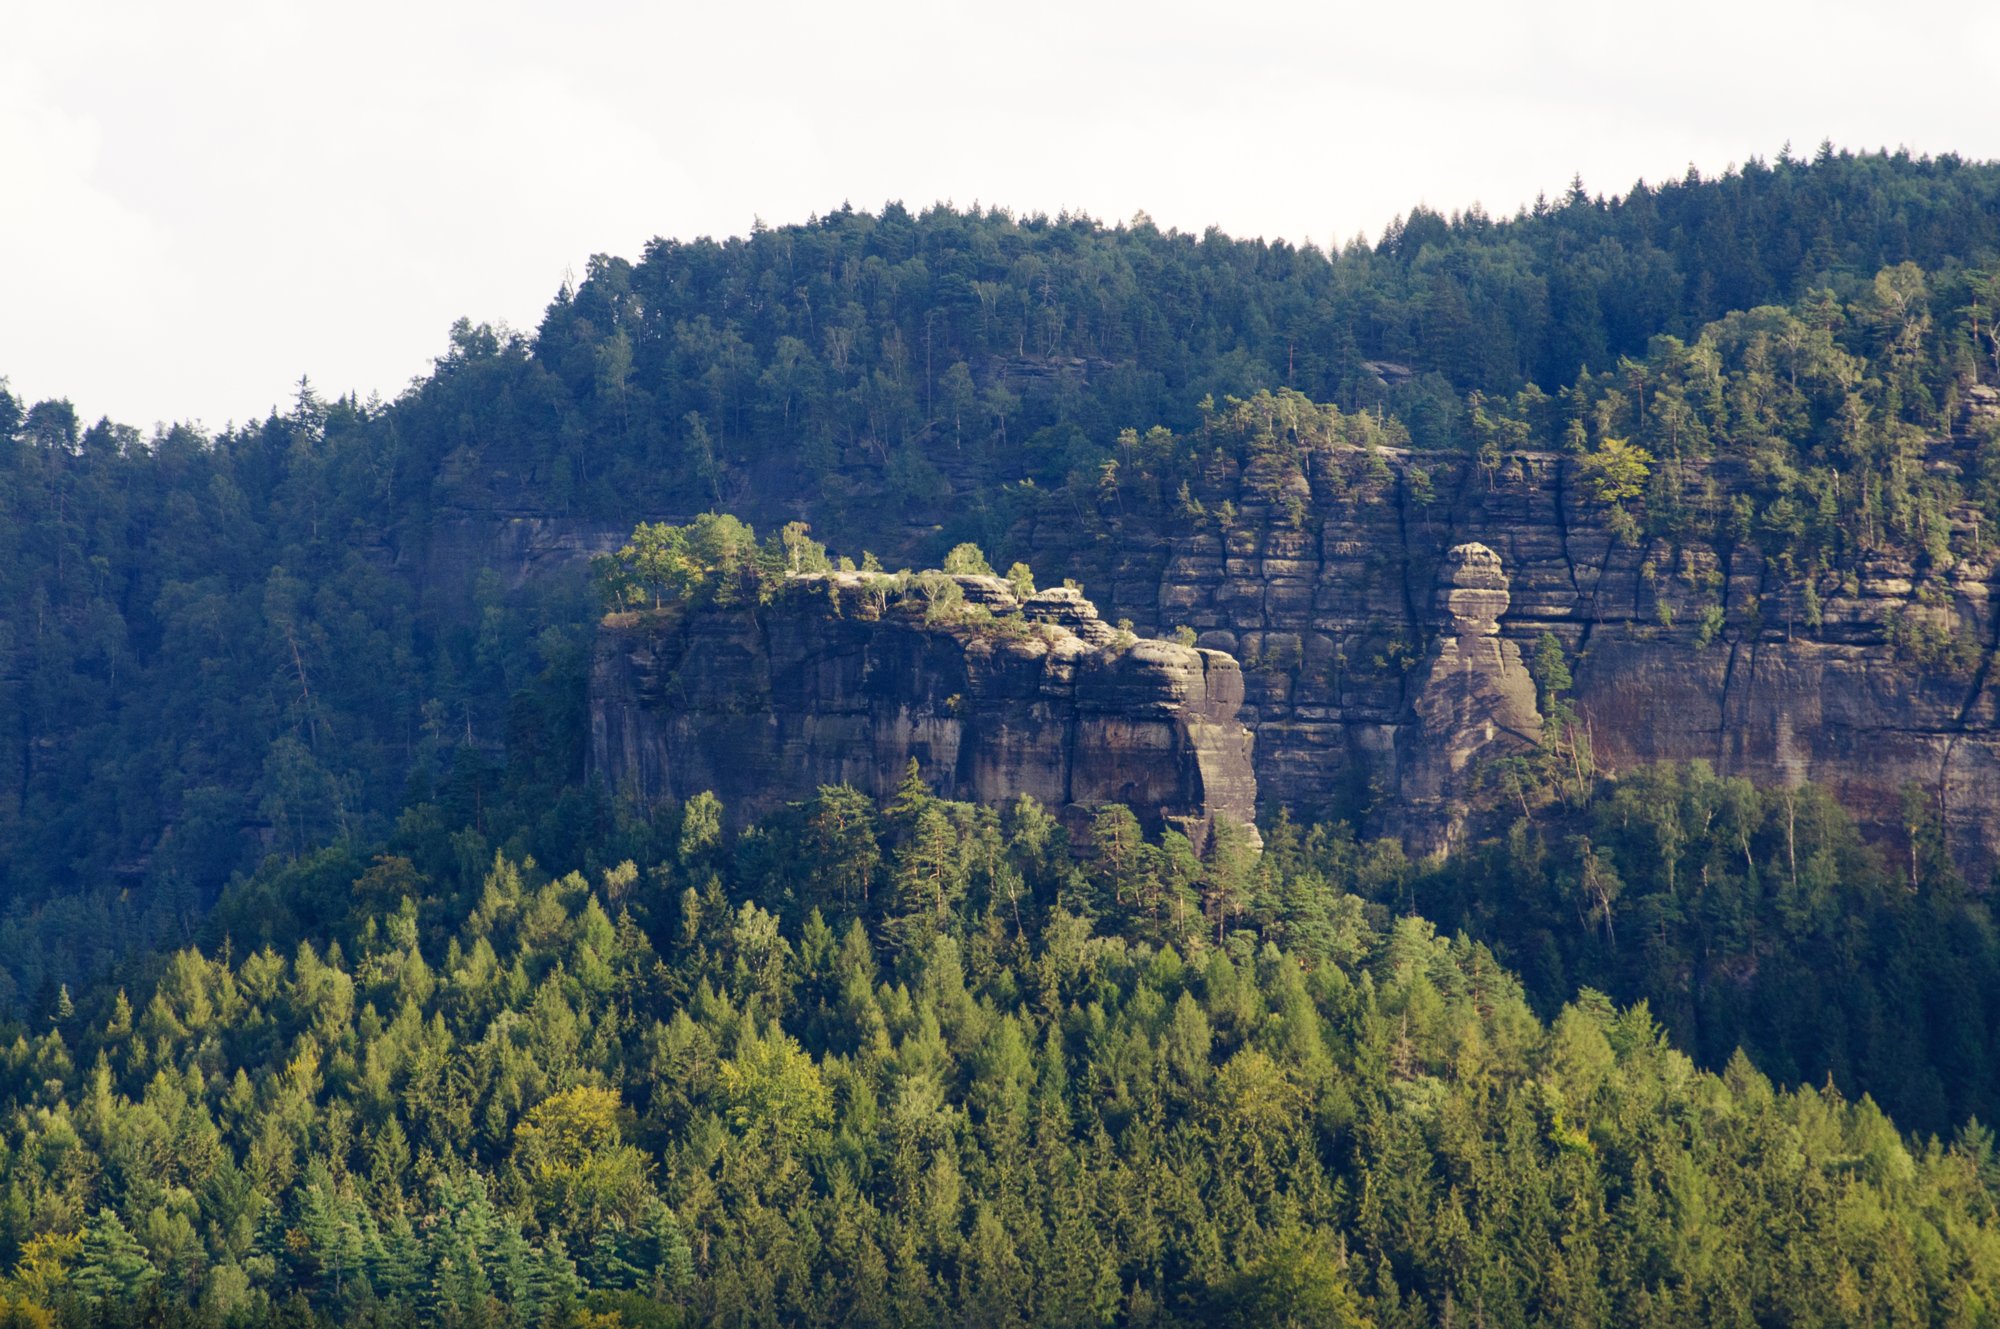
(6, 147), (2000, 1322)
(431, 143), (2000, 530)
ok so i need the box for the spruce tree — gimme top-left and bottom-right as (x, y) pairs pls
(71, 1208), (159, 1303)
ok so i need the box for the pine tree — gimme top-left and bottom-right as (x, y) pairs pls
(889, 806), (966, 950)
(581, 1223), (645, 1291)
(806, 784), (882, 908)
(641, 1199), (696, 1301)
(369, 1209), (428, 1304)
(71, 1208), (159, 1303)
(525, 1234), (583, 1325)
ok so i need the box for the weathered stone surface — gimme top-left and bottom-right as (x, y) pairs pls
(1398, 545), (1544, 855)
(1014, 400), (2000, 875)
(590, 574), (1259, 849)
(526, 401), (2000, 875)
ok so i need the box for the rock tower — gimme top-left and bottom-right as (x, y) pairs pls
(1399, 543), (1544, 854)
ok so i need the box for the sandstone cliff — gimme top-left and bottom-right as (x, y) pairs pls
(543, 393), (2000, 873)
(589, 573), (1259, 848)
(1020, 390), (2000, 871)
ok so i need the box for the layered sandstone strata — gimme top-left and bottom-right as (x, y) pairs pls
(1018, 391), (2000, 874)
(589, 573), (1259, 849)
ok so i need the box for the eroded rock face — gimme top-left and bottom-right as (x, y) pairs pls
(589, 574), (1259, 849)
(541, 401), (2000, 875)
(1399, 544), (1543, 855)
(1015, 397), (2000, 877)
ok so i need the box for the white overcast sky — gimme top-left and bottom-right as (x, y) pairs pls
(5, 0), (1997, 432)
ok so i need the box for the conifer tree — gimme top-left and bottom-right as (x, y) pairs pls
(71, 1208), (159, 1303)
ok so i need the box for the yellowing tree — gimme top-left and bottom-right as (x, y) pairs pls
(510, 1086), (651, 1239)
(718, 1023), (833, 1158)
(1577, 437), (1653, 505)
(1, 1229), (80, 1315)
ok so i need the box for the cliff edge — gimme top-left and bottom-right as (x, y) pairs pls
(1017, 390), (2000, 875)
(589, 572), (1259, 849)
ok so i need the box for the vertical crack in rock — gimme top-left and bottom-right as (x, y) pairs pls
(1716, 639), (1741, 760)
(1392, 465), (1424, 708)
(1551, 458), (1593, 657)
(1940, 558), (2000, 855)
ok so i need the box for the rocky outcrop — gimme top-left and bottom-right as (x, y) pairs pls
(1017, 397), (2000, 876)
(589, 574), (1259, 848)
(1398, 544), (1543, 854)
(545, 394), (2000, 874)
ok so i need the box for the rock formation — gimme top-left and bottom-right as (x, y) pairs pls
(589, 573), (1259, 849)
(1398, 544), (1543, 854)
(536, 396), (2000, 876)
(1013, 393), (2000, 877)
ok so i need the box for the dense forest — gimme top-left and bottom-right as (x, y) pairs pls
(7, 773), (2000, 1326)
(5, 147), (2000, 1321)
(428, 143), (2000, 533)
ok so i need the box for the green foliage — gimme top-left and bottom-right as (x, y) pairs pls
(1885, 607), (1983, 673)
(1403, 760), (2000, 1136)
(941, 542), (995, 577)
(592, 513), (766, 610)
(511, 1086), (652, 1239)
(0, 781), (1988, 1324)
(7, 154), (2000, 1019)
(6, 150), (2000, 1325)
(1577, 436), (1653, 504)
(1206, 1230), (1372, 1328)
(1693, 600), (1727, 648)
(1527, 631), (1571, 710)
(717, 1024), (832, 1155)
(71, 1208), (158, 1304)
(678, 790), (724, 865)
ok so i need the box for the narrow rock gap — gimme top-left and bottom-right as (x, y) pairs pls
(1551, 458), (1596, 660)
(1938, 557), (2000, 853)
(1716, 637), (1742, 769)
(1391, 464), (1423, 711)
